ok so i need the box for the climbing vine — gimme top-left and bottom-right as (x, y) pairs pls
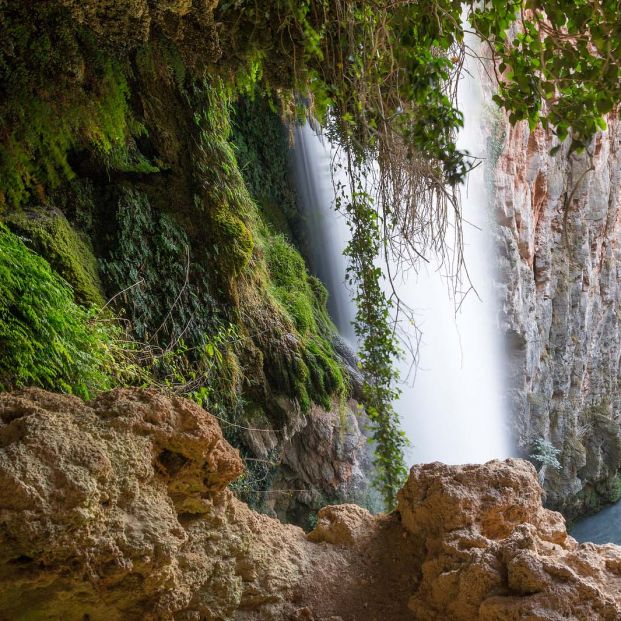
(337, 170), (408, 507)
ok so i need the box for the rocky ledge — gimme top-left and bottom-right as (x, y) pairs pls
(0, 388), (620, 620)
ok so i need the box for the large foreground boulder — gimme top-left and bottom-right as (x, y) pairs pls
(0, 388), (619, 620)
(398, 461), (621, 620)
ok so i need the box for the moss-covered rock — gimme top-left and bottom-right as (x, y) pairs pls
(267, 234), (318, 334)
(5, 208), (105, 306)
(211, 209), (254, 276)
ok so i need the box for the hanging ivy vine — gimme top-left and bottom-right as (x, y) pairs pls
(336, 165), (408, 507)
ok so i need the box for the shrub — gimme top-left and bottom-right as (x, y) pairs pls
(530, 438), (562, 470)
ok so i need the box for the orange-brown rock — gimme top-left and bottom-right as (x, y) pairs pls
(398, 460), (621, 620)
(1, 389), (620, 620)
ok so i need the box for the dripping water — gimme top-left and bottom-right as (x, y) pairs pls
(290, 123), (357, 348)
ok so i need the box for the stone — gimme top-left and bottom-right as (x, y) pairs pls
(1, 389), (620, 620)
(398, 459), (621, 621)
(490, 112), (621, 516)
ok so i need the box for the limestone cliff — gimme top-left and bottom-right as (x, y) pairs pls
(492, 114), (621, 517)
(1, 388), (620, 620)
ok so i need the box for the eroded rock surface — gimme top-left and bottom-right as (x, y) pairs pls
(1, 389), (620, 620)
(0, 388), (305, 620)
(492, 115), (621, 515)
(399, 460), (621, 620)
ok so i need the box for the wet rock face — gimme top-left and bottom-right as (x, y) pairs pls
(54, 0), (221, 63)
(266, 401), (372, 525)
(1, 389), (620, 620)
(492, 116), (621, 516)
(240, 397), (373, 526)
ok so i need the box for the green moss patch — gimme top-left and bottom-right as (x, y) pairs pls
(266, 234), (317, 334)
(5, 209), (104, 306)
(0, 224), (131, 398)
(211, 209), (254, 276)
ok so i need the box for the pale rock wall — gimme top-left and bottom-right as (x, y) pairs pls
(491, 113), (621, 516)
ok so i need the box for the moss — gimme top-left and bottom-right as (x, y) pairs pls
(266, 234), (318, 334)
(0, 52), (139, 209)
(602, 473), (621, 504)
(0, 223), (133, 398)
(5, 209), (105, 306)
(260, 235), (347, 410)
(211, 209), (254, 276)
(231, 95), (299, 240)
(305, 337), (348, 409)
(573, 474), (621, 518)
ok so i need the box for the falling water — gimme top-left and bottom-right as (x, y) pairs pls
(290, 39), (512, 466)
(394, 41), (511, 465)
(290, 123), (357, 347)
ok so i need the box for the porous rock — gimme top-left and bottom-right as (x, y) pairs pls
(398, 459), (621, 620)
(1, 389), (620, 620)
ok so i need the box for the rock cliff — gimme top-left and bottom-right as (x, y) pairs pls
(1, 388), (619, 620)
(492, 114), (621, 517)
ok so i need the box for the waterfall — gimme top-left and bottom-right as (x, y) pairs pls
(290, 123), (357, 347)
(394, 40), (511, 464)
(290, 41), (511, 466)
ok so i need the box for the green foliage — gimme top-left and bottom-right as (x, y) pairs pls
(99, 187), (219, 347)
(218, 0), (470, 183)
(265, 234), (347, 407)
(219, 0), (621, 506)
(305, 336), (348, 410)
(339, 182), (408, 509)
(231, 95), (298, 238)
(470, 1), (621, 152)
(99, 139), (160, 176)
(190, 80), (255, 215)
(188, 80), (261, 280)
(148, 324), (245, 419)
(575, 474), (621, 518)
(0, 224), (134, 398)
(606, 474), (621, 504)
(5, 209), (105, 306)
(266, 234), (318, 334)
(188, 80), (347, 415)
(211, 209), (255, 276)
(530, 437), (562, 470)
(0, 53), (138, 208)
(0, 1), (158, 209)
(222, 0), (621, 164)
